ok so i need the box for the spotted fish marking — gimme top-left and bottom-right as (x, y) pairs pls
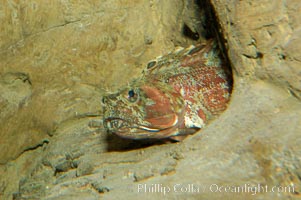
(102, 40), (231, 140)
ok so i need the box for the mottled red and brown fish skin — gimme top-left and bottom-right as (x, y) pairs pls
(102, 39), (232, 140)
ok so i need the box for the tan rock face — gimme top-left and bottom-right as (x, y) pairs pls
(0, 0), (193, 164)
(0, 0), (300, 199)
(212, 0), (301, 98)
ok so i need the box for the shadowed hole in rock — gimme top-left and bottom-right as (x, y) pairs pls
(104, 0), (233, 151)
(106, 133), (176, 152)
(182, 23), (200, 40)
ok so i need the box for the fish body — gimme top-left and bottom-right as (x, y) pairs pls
(103, 40), (231, 140)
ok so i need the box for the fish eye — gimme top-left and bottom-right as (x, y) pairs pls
(127, 89), (138, 102)
(128, 90), (135, 98)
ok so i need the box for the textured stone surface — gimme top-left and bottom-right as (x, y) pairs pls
(0, 0), (300, 199)
(0, 0), (195, 164)
(211, 0), (301, 98)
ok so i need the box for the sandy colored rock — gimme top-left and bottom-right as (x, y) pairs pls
(0, 0), (195, 164)
(211, 0), (301, 98)
(0, 0), (300, 199)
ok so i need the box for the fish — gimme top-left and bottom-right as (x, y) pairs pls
(102, 39), (232, 141)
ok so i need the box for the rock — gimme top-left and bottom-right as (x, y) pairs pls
(0, 0), (300, 199)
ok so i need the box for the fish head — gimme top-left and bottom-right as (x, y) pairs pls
(102, 80), (185, 139)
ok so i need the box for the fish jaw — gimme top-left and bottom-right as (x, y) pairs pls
(103, 82), (186, 139)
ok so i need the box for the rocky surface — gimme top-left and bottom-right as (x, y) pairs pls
(0, 0), (300, 199)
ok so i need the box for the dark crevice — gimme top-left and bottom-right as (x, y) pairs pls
(242, 52), (264, 59)
(7, 140), (50, 164)
(106, 133), (177, 152)
(22, 139), (49, 152)
(182, 23), (200, 40)
(195, 0), (215, 39)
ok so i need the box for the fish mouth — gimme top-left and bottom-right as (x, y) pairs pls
(103, 117), (162, 133)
